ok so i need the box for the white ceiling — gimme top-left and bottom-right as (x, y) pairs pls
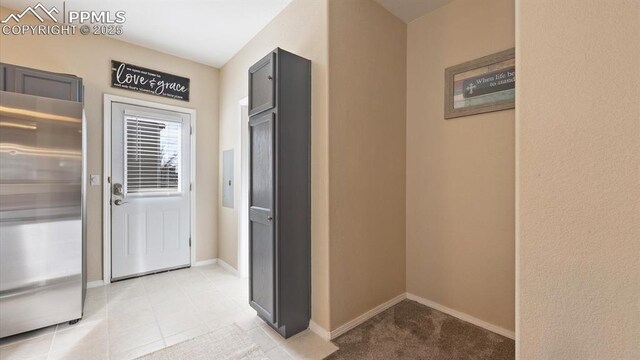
(373, 0), (453, 23)
(1, 0), (292, 68)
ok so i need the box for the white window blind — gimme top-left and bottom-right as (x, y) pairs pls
(125, 116), (181, 194)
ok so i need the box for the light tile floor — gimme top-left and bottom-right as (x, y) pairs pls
(0, 264), (337, 360)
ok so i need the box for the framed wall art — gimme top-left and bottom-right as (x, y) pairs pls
(444, 48), (515, 119)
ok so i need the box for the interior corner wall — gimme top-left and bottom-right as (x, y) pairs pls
(516, 0), (640, 358)
(406, 0), (516, 332)
(327, 0), (407, 330)
(0, 7), (220, 282)
(217, 0), (331, 330)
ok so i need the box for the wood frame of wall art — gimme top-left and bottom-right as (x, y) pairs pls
(444, 48), (515, 119)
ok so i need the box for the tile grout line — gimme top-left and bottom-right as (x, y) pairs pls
(143, 267), (210, 350)
(111, 277), (166, 358)
(142, 277), (169, 349)
(166, 268), (211, 345)
(104, 284), (111, 360)
(45, 325), (57, 360)
(182, 267), (222, 333)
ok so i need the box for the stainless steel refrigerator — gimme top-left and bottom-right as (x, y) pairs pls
(0, 91), (86, 338)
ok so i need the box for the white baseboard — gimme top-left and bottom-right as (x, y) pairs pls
(308, 320), (331, 341)
(406, 293), (515, 340)
(194, 259), (218, 267)
(218, 259), (240, 277)
(330, 293), (407, 339)
(87, 280), (104, 289)
(313, 292), (514, 341)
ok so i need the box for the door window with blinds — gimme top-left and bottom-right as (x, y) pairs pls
(124, 115), (182, 195)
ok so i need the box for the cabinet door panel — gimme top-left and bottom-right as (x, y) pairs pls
(248, 53), (275, 116)
(249, 111), (276, 323)
(250, 220), (274, 319)
(14, 68), (81, 102)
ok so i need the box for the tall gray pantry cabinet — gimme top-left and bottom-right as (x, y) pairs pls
(248, 48), (311, 338)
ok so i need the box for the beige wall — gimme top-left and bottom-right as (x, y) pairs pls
(0, 7), (220, 281)
(327, 0), (407, 329)
(217, 0), (331, 329)
(406, 0), (516, 332)
(517, 0), (640, 358)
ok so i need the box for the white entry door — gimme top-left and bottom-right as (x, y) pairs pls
(111, 102), (191, 280)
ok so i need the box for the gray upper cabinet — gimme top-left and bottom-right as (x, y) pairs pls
(1, 63), (83, 103)
(248, 48), (311, 339)
(248, 53), (275, 116)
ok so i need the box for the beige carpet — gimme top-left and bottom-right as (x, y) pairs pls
(326, 300), (515, 360)
(138, 324), (268, 360)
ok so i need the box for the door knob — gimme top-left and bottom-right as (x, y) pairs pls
(113, 199), (128, 206)
(267, 75), (273, 80)
(267, 215), (273, 221)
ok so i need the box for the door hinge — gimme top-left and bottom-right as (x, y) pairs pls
(190, 183), (193, 191)
(190, 126), (193, 135)
(107, 176), (111, 183)
(189, 237), (191, 247)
